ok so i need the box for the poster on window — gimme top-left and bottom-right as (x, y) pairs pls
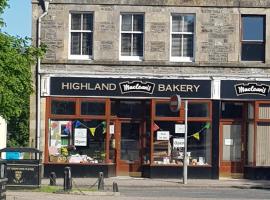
(173, 138), (185, 148)
(74, 128), (87, 146)
(157, 131), (170, 141)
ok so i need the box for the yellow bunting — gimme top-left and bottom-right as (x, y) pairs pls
(193, 132), (200, 140)
(89, 128), (96, 136)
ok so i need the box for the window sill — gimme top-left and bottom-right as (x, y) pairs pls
(68, 55), (92, 60)
(119, 56), (143, 61)
(170, 57), (194, 62)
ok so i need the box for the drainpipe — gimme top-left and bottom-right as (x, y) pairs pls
(36, 0), (50, 150)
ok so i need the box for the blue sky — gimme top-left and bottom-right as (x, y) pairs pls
(2, 0), (31, 38)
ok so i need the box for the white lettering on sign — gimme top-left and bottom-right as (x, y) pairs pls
(62, 82), (117, 91)
(157, 131), (170, 141)
(158, 84), (200, 92)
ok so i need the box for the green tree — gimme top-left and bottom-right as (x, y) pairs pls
(0, 0), (46, 146)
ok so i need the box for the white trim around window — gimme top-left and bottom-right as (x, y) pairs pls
(68, 12), (93, 60)
(119, 13), (144, 61)
(170, 14), (195, 62)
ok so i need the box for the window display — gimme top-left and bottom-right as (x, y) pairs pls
(48, 120), (106, 164)
(153, 121), (211, 166)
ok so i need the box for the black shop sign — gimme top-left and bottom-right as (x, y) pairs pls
(50, 77), (211, 98)
(221, 80), (270, 100)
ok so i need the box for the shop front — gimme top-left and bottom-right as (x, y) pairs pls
(220, 80), (270, 179)
(44, 76), (216, 178)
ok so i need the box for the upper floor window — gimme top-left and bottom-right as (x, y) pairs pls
(241, 15), (265, 62)
(69, 13), (93, 60)
(171, 14), (195, 62)
(120, 14), (144, 61)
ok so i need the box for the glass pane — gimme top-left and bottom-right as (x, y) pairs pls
(153, 121), (212, 165)
(111, 101), (142, 118)
(259, 104), (270, 119)
(122, 14), (132, 31)
(171, 34), (181, 57)
(121, 123), (140, 161)
(83, 14), (93, 30)
(247, 122), (254, 164)
(71, 33), (81, 55)
(242, 16), (264, 41)
(183, 15), (194, 32)
(221, 102), (243, 119)
(172, 15), (182, 32)
(183, 35), (193, 57)
(121, 33), (131, 56)
(155, 102), (179, 117)
(51, 100), (76, 115)
(133, 33), (143, 56)
(74, 120), (106, 163)
(222, 124), (241, 161)
(187, 122), (212, 165)
(241, 43), (265, 61)
(188, 102), (209, 117)
(248, 103), (254, 119)
(81, 101), (105, 115)
(49, 120), (72, 149)
(71, 14), (81, 30)
(82, 33), (92, 55)
(256, 122), (270, 166)
(133, 15), (144, 31)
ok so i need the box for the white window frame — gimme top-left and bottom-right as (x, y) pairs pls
(119, 13), (144, 61)
(170, 14), (195, 62)
(68, 12), (93, 60)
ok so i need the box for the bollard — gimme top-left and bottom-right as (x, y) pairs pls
(63, 167), (72, 191)
(49, 172), (56, 186)
(97, 172), (104, 191)
(113, 182), (119, 192)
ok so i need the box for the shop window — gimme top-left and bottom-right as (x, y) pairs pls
(170, 14), (194, 62)
(111, 100), (143, 118)
(258, 104), (270, 119)
(221, 102), (243, 119)
(120, 13), (144, 61)
(51, 100), (76, 115)
(153, 121), (211, 166)
(48, 119), (106, 164)
(155, 102), (179, 117)
(256, 122), (270, 166)
(241, 15), (265, 62)
(69, 13), (93, 60)
(188, 102), (209, 117)
(81, 101), (105, 115)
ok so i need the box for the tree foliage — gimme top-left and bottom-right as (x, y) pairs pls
(0, 0), (46, 146)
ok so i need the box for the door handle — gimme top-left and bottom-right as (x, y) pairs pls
(241, 143), (244, 151)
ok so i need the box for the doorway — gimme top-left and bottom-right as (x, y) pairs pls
(115, 120), (143, 176)
(220, 122), (244, 178)
(219, 102), (245, 178)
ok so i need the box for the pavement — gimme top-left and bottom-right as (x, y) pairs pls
(5, 177), (270, 200)
(41, 176), (270, 189)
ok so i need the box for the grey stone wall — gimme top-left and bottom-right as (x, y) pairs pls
(32, 0), (270, 8)
(32, 2), (270, 69)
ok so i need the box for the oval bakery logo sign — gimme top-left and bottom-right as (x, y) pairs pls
(234, 83), (270, 96)
(119, 81), (155, 94)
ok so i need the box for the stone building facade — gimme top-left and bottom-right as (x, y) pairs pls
(31, 0), (270, 179)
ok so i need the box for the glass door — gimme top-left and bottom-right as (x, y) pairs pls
(220, 123), (244, 178)
(116, 121), (142, 176)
